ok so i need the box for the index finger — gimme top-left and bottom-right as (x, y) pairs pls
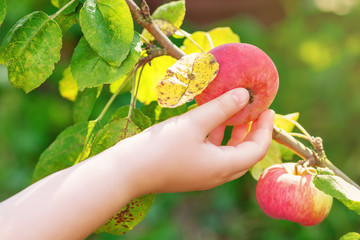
(221, 109), (275, 171)
(185, 88), (249, 136)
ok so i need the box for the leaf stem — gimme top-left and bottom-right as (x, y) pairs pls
(95, 68), (135, 122)
(279, 115), (312, 139)
(139, 34), (151, 45)
(50, 0), (77, 20)
(178, 29), (205, 53)
(128, 67), (139, 119)
(289, 132), (312, 141)
(205, 32), (214, 49)
(133, 65), (145, 109)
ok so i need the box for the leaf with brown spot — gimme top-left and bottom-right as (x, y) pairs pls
(0, 11), (62, 93)
(89, 118), (155, 235)
(156, 52), (218, 108)
(96, 194), (155, 235)
(136, 55), (177, 105)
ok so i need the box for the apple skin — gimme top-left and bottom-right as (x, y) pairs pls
(195, 43), (279, 126)
(256, 163), (333, 226)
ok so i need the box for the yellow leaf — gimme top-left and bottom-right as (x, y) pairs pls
(274, 112), (300, 132)
(181, 27), (240, 54)
(59, 67), (78, 101)
(157, 52), (219, 108)
(137, 55), (177, 104)
(109, 74), (131, 94)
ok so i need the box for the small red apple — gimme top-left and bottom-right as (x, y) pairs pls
(195, 43), (279, 125)
(256, 163), (333, 226)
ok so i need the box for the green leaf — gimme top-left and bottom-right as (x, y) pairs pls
(339, 232), (360, 240)
(33, 121), (99, 182)
(109, 106), (152, 131)
(71, 32), (141, 91)
(250, 140), (282, 180)
(141, 101), (188, 124)
(89, 118), (155, 235)
(137, 55), (177, 104)
(181, 27), (240, 54)
(51, 0), (80, 15)
(313, 174), (360, 215)
(73, 87), (102, 124)
(0, 0), (6, 27)
(153, 0), (185, 28)
(0, 11), (62, 93)
(96, 194), (156, 235)
(141, 0), (185, 42)
(156, 52), (219, 108)
(59, 66), (78, 101)
(89, 118), (140, 157)
(53, 12), (77, 34)
(79, 0), (134, 66)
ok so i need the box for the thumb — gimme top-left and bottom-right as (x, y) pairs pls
(188, 88), (249, 135)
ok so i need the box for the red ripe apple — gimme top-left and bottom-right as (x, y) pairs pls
(256, 163), (333, 226)
(195, 43), (279, 125)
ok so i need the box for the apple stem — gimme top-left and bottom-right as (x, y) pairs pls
(303, 162), (316, 175)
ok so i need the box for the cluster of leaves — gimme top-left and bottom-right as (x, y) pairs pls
(1, 0), (359, 238)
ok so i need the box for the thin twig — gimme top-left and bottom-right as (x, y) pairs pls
(128, 68), (139, 119)
(272, 126), (314, 160)
(95, 69), (135, 122)
(125, 0), (186, 60)
(138, 47), (167, 66)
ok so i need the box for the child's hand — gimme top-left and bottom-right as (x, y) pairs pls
(121, 88), (275, 194)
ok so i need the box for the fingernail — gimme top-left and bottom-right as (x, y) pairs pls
(230, 88), (249, 105)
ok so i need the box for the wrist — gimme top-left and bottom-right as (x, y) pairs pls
(107, 135), (156, 197)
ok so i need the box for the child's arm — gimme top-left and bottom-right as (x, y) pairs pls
(0, 88), (274, 240)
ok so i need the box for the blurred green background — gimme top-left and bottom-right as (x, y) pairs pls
(1, 0), (360, 239)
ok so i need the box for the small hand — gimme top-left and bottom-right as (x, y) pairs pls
(124, 88), (275, 194)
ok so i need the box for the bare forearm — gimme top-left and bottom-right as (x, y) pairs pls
(0, 141), (139, 240)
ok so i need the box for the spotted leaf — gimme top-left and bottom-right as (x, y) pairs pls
(156, 52), (218, 108)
